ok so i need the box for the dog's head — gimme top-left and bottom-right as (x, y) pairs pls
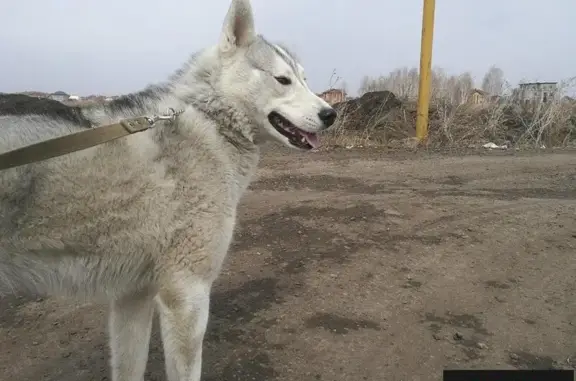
(215, 0), (337, 150)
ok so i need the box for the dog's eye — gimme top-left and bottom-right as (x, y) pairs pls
(274, 76), (292, 85)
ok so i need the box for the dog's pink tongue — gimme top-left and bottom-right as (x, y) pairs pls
(301, 131), (320, 148)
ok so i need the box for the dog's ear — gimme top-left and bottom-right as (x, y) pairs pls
(218, 0), (256, 54)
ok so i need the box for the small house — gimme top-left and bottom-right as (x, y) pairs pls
(318, 88), (346, 105)
(467, 89), (489, 105)
(48, 91), (69, 102)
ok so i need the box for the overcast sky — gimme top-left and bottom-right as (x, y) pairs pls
(1, 0), (575, 96)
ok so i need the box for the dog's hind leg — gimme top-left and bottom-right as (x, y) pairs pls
(109, 290), (155, 381)
(156, 277), (211, 381)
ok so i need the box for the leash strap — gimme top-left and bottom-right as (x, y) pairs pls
(0, 116), (152, 171)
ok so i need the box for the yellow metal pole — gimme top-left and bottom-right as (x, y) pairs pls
(415, 0), (436, 144)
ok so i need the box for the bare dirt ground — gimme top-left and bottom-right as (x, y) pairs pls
(1, 147), (576, 381)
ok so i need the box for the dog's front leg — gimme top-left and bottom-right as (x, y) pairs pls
(156, 278), (211, 381)
(109, 291), (155, 381)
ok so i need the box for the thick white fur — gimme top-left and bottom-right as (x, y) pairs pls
(0, 0), (335, 380)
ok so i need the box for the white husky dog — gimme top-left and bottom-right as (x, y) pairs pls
(0, 0), (336, 380)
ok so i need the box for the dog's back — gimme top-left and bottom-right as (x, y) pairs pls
(0, 95), (254, 300)
(0, 109), (93, 241)
(0, 108), (155, 296)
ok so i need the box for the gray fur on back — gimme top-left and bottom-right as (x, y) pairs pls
(0, 37), (281, 300)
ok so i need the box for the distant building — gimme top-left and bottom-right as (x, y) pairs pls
(83, 95), (106, 103)
(104, 95), (121, 102)
(318, 88), (346, 105)
(514, 82), (558, 104)
(68, 95), (80, 101)
(48, 91), (69, 102)
(466, 88), (490, 105)
(21, 91), (48, 98)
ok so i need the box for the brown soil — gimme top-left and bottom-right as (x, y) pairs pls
(2, 147), (576, 381)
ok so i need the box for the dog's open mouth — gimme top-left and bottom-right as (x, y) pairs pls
(268, 112), (319, 150)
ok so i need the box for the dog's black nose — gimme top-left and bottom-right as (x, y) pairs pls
(318, 107), (337, 128)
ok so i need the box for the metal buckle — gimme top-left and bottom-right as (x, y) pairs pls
(146, 108), (185, 126)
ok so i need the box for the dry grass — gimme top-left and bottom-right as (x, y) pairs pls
(321, 100), (414, 148)
(322, 91), (576, 150)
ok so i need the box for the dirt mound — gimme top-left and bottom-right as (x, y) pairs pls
(333, 91), (402, 131)
(0, 93), (92, 127)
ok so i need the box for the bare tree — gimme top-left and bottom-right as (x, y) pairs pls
(328, 69), (341, 89)
(357, 67), (420, 99)
(340, 80), (349, 97)
(359, 67), (477, 105)
(392, 67), (419, 100)
(444, 72), (474, 105)
(430, 67), (447, 101)
(457, 72), (474, 104)
(359, 75), (375, 95)
(481, 66), (505, 95)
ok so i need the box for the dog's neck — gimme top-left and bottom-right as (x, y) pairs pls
(158, 77), (260, 199)
(168, 47), (260, 152)
(178, 90), (259, 153)
(91, 49), (260, 152)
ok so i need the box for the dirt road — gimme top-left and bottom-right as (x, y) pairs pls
(1, 148), (576, 381)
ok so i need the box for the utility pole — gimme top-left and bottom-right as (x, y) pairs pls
(415, 0), (436, 144)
